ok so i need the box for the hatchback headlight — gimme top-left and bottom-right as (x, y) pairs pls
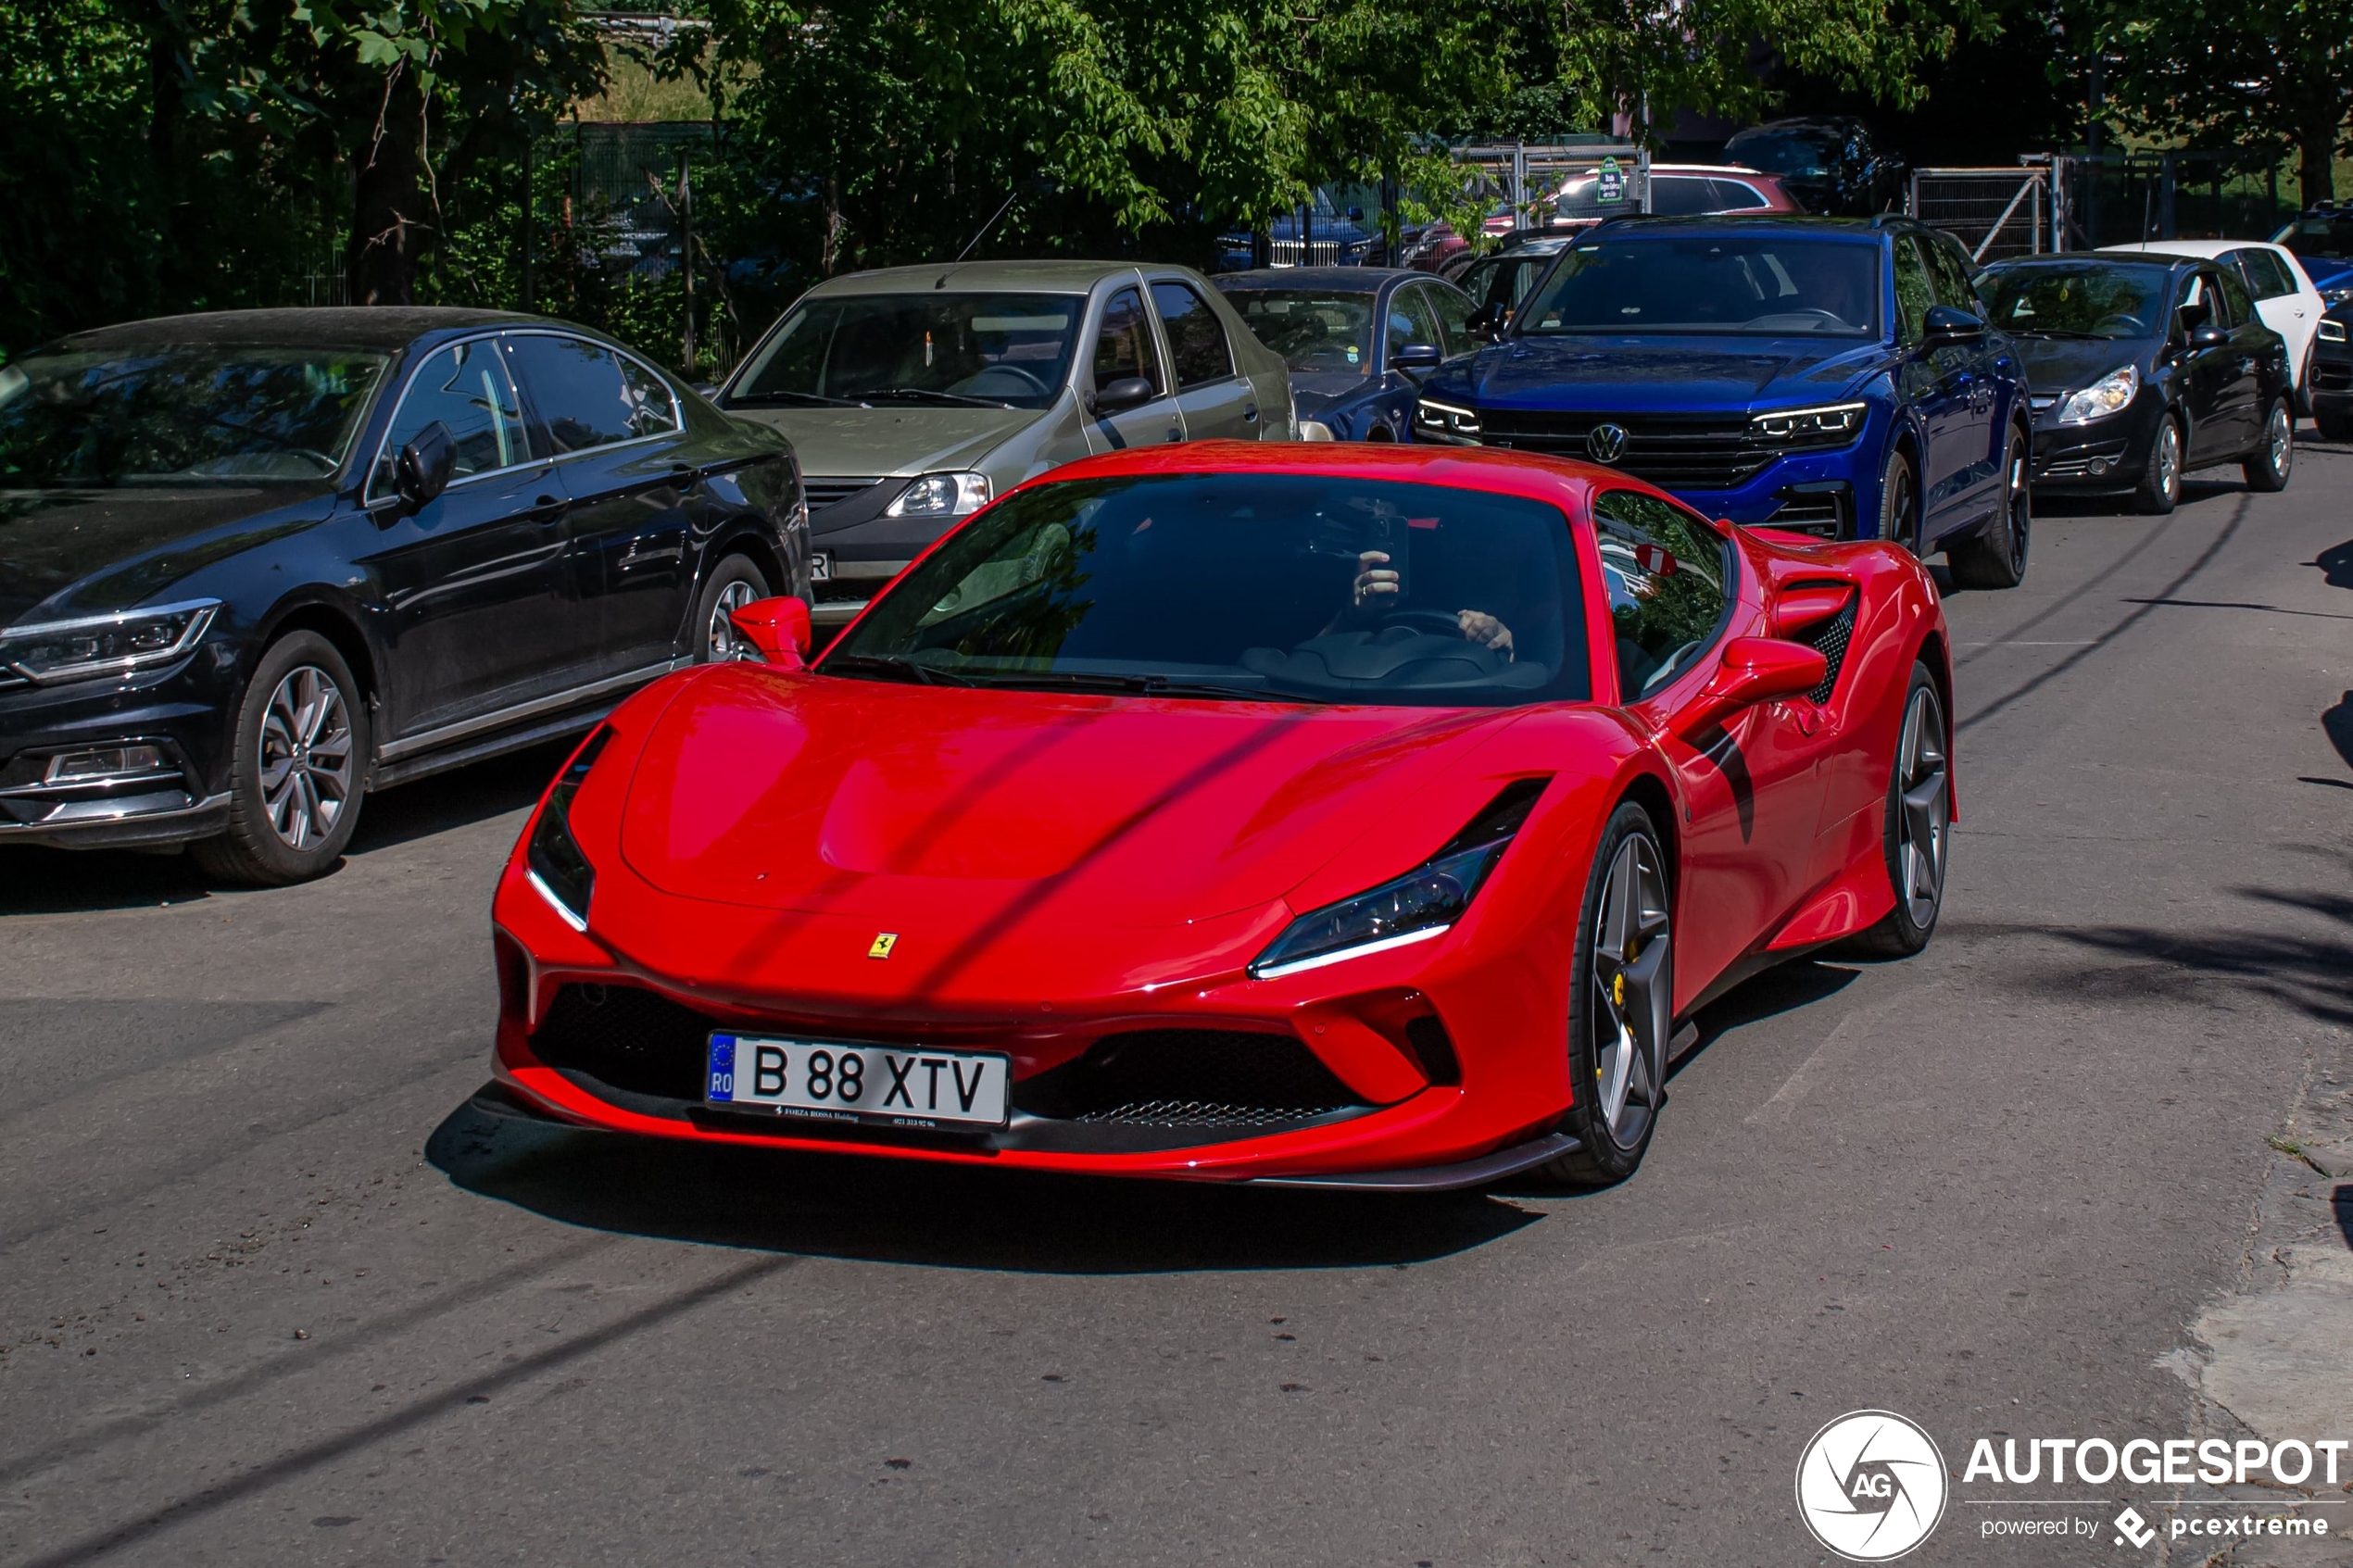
(2320, 320), (2347, 343)
(885, 471), (991, 519)
(1250, 780), (1545, 979)
(1414, 398), (1483, 442)
(1749, 401), (1867, 448)
(2056, 365), (2139, 424)
(526, 726), (611, 932)
(0, 599), (219, 685)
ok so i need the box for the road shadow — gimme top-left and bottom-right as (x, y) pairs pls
(345, 737), (571, 856)
(1668, 958), (1860, 1080)
(2337, 1185), (2352, 1250)
(0, 844), (215, 916)
(426, 1096), (1542, 1274)
(2315, 540), (2352, 589)
(2323, 692), (2353, 771)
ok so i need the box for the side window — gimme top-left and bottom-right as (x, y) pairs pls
(614, 354), (682, 435)
(1591, 490), (1733, 698)
(1648, 177), (1716, 216)
(504, 334), (644, 454)
(1148, 282), (1234, 389)
(1093, 287), (1166, 395)
(1393, 286), (1443, 361)
(2231, 249), (2282, 300)
(1893, 236), (1934, 345)
(1925, 237), (1984, 314)
(371, 338), (525, 498)
(2214, 264), (2257, 327)
(1711, 180), (1768, 209)
(1426, 284), (1477, 356)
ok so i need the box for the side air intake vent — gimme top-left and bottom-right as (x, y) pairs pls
(1019, 1029), (1365, 1128)
(1794, 598), (1856, 705)
(531, 983), (721, 1100)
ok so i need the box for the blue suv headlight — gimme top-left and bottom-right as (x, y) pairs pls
(1749, 401), (1867, 449)
(1415, 397), (1482, 443)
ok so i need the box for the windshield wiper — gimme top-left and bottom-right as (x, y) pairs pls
(724, 390), (854, 408)
(819, 653), (981, 687)
(841, 387), (1014, 409)
(2010, 328), (2112, 340)
(968, 670), (1335, 704)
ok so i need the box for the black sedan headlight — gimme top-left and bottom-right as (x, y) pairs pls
(526, 726), (612, 931)
(2320, 320), (2347, 344)
(1250, 780), (1545, 979)
(0, 598), (219, 685)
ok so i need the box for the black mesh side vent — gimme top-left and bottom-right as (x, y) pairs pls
(530, 983), (722, 1100)
(1795, 599), (1856, 705)
(1024, 1029), (1366, 1127)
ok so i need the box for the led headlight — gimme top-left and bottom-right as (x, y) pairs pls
(2319, 320), (2347, 343)
(884, 471), (991, 519)
(0, 598), (219, 685)
(1749, 401), (1867, 448)
(526, 726), (611, 932)
(1250, 779), (1546, 979)
(2056, 364), (2139, 424)
(2322, 286), (2353, 307)
(1414, 398), (1483, 443)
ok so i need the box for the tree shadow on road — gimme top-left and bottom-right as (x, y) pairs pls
(426, 1096), (1542, 1274)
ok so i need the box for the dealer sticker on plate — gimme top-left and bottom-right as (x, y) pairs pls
(705, 1035), (1011, 1129)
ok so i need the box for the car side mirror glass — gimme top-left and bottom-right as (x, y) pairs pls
(395, 420), (458, 512)
(2187, 322), (2229, 350)
(1091, 376), (1155, 415)
(1920, 304), (1986, 346)
(1347, 206), (1365, 221)
(729, 596), (812, 669)
(1393, 342), (1443, 374)
(1672, 636), (1829, 734)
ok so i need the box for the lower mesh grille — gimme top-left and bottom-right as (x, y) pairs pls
(530, 984), (721, 1100)
(1794, 599), (1856, 705)
(1023, 1028), (1365, 1126)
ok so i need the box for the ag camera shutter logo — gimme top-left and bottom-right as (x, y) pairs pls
(1795, 1410), (1949, 1561)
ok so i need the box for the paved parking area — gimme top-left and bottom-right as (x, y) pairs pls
(2, 451), (2349, 1566)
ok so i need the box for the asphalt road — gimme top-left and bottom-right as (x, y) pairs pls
(3, 449), (2349, 1568)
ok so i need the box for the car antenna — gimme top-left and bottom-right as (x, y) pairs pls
(945, 189), (1023, 282)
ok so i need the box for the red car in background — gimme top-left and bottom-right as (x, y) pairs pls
(482, 443), (1953, 1191)
(1408, 165), (1805, 281)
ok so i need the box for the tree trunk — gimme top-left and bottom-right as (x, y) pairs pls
(346, 67), (432, 306)
(2299, 117), (2340, 209)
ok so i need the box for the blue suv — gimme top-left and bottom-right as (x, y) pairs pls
(1413, 215), (2034, 588)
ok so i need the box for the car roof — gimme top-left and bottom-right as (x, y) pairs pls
(804, 259), (1151, 295)
(1990, 253), (2190, 271)
(2100, 240), (2279, 261)
(1732, 116), (1867, 135)
(50, 307), (537, 355)
(1213, 267), (1430, 294)
(1015, 436), (1622, 513)
(1586, 213), (1887, 241)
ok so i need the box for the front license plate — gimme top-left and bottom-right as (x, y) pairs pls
(705, 1035), (1010, 1129)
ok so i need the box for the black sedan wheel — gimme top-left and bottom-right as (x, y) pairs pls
(2133, 413), (2183, 515)
(695, 554), (773, 663)
(192, 631), (369, 885)
(2243, 397), (2294, 493)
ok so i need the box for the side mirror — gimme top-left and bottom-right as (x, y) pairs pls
(729, 596), (812, 669)
(395, 421), (458, 512)
(1393, 342), (1443, 374)
(1090, 376), (1155, 415)
(1920, 304), (1986, 347)
(1672, 636), (1829, 734)
(2186, 322), (2229, 350)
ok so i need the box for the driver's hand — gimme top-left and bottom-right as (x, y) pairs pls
(1458, 609), (1515, 661)
(1353, 550), (1400, 610)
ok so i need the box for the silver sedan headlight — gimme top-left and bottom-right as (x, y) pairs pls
(884, 471), (991, 519)
(2056, 365), (2139, 424)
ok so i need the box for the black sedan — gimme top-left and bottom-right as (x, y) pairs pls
(1722, 117), (1903, 217)
(0, 308), (806, 882)
(1211, 269), (1479, 441)
(2311, 299), (2352, 440)
(1977, 255), (2296, 514)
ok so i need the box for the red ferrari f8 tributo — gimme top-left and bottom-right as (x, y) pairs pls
(484, 442), (1953, 1189)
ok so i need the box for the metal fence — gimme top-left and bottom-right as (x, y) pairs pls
(571, 120), (715, 281)
(1907, 167), (2054, 260)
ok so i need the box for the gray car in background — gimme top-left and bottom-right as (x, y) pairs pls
(712, 259), (1293, 625)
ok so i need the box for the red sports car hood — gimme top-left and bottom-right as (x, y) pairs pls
(617, 667), (1517, 930)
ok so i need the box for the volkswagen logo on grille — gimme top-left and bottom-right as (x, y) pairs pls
(1587, 422), (1629, 464)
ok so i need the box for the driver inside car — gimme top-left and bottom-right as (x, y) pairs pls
(1333, 548), (1516, 660)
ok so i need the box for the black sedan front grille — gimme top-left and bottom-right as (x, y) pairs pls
(1478, 410), (1775, 489)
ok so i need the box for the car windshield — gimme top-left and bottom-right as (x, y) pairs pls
(1725, 131), (1839, 178)
(2272, 214), (2353, 261)
(1457, 254), (1559, 317)
(1516, 235), (1881, 336)
(728, 292), (1082, 409)
(824, 472), (1592, 707)
(1220, 291), (1377, 373)
(1979, 263), (2169, 338)
(0, 345), (388, 488)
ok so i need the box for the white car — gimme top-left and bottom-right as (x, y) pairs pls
(2101, 239), (2326, 410)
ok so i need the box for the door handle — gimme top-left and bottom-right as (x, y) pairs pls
(1243, 403), (1260, 422)
(525, 494), (568, 525)
(1165, 427), (1183, 443)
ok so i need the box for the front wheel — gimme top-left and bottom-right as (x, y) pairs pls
(2243, 397), (2294, 493)
(1535, 802), (1674, 1187)
(1946, 425), (2031, 589)
(693, 553), (773, 663)
(1876, 444), (1920, 554)
(1842, 663), (1950, 959)
(2133, 413), (2183, 515)
(191, 632), (370, 885)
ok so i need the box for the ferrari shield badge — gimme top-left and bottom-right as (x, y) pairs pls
(868, 933), (900, 960)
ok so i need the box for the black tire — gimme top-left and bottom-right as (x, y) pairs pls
(1876, 443), (1920, 554)
(1535, 801), (1673, 1187)
(2242, 396), (2294, 493)
(190, 632), (369, 886)
(2315, 407), (2353, 443)
(1842, 662), (1950, 959)
(2133, 411), (2183, 515)
(692, 553), (772, 663)
(1946, 423), (2032, 589)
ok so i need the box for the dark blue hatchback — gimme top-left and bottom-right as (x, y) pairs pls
(1413, 215), (2034, 588)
